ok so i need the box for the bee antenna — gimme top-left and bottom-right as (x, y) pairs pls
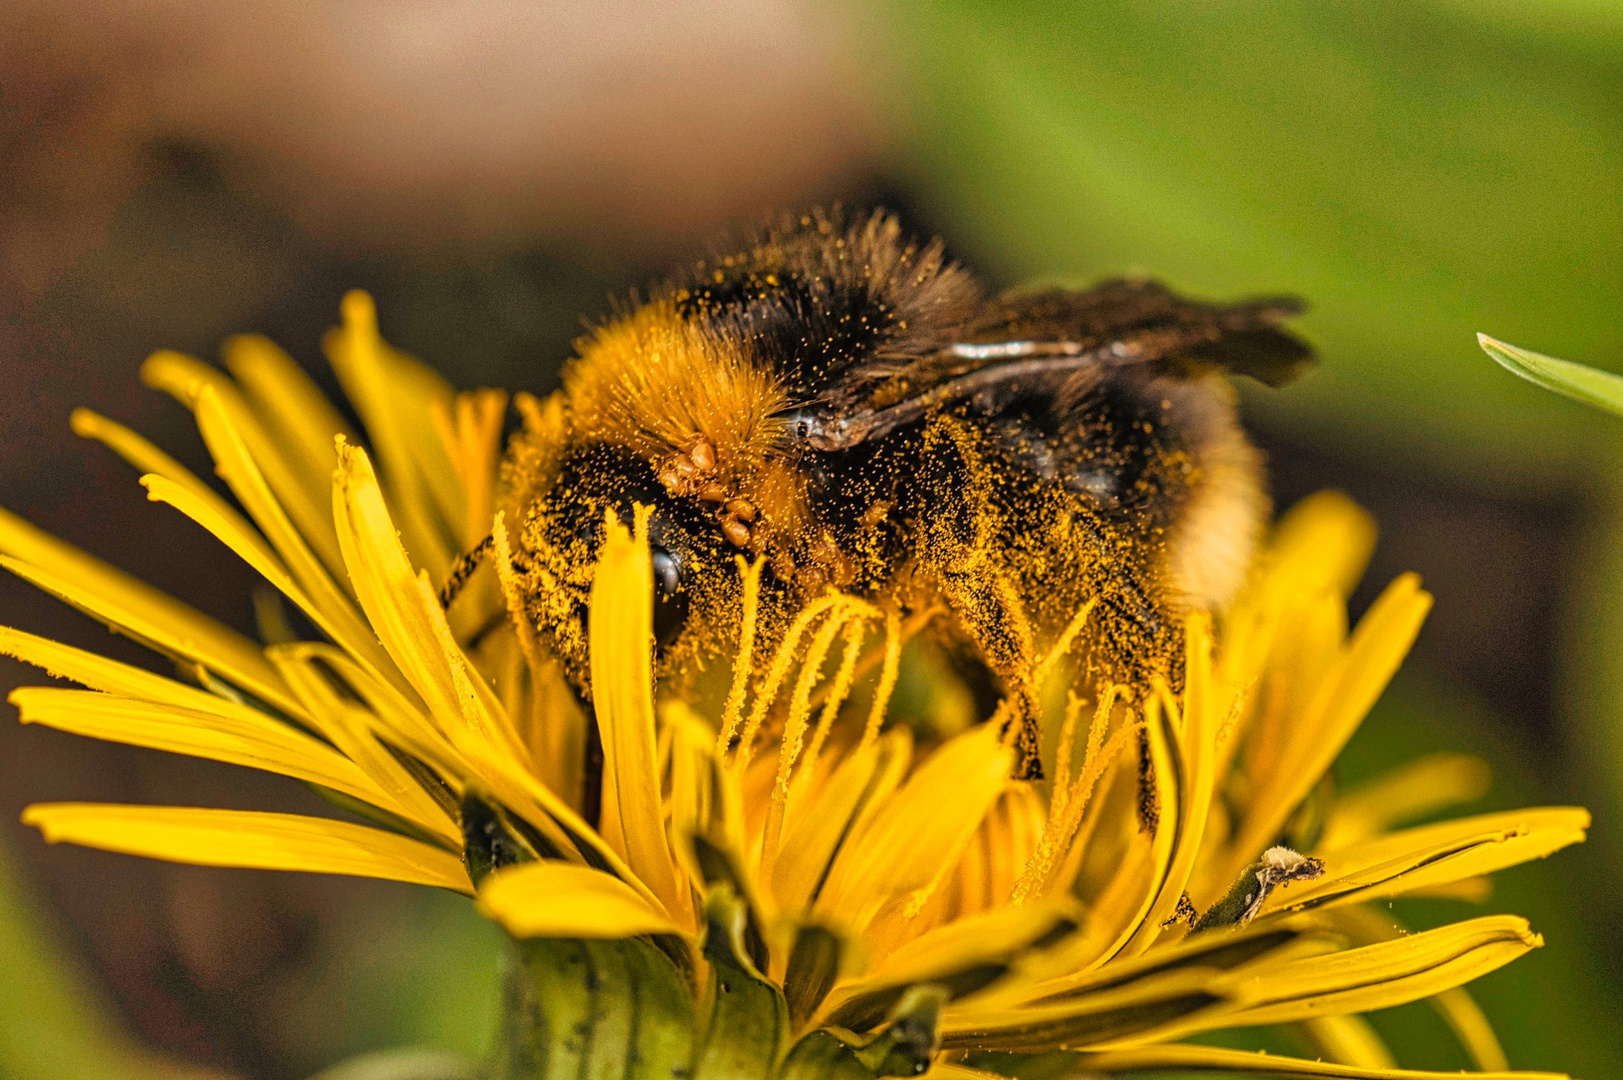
(439, 534), (495, 609)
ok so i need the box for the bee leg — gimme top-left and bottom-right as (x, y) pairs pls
(935, 564), (1045, 780)
(439, 534), (494, 609)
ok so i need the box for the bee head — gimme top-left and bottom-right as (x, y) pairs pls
(515, 441), (756, 695)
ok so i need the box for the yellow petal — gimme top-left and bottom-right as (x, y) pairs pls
(1301, 1014), (1397, 1068)
(1072, 1043), (1567, 1079)
(817, 901), (1079, 1029)
(22, 803), (471, 892)
(221, 332), (358, 557)
(1086, 697), (1180, 968)
(1262, 807), (1590, 916)
(477, 860), (682, 939)
(1121, 616), (1217, 957)
(332, 441), (475, 728)
(1432, 986), (1511, 1072)
(1318, 753), (1492, 851)
(1, 624), (251, 713)
(324, 291), (461, 578)
(590, 511), (689, 923)
(772, 727), (910, 915)
(817, 723), (1011, 930)
(0, 509), (302, 720)
(142, 348), (347, 580)
(267, 645), (460, 842)
(11, 687), (409, 818)
(189, 386), (404, 686)
(1216, 915), (1540, 1030)
(330, 449), (655, 901)
(1221, 574), (1432, 891)
(70, 408), (262, 545)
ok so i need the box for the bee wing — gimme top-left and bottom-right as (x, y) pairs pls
(965, 279), (1312, 387)
(789, 279), (1312, 451)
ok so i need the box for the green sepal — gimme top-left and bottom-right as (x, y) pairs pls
(494, 935), (695, 1080)
(687, 832), (772, 974)
(692, 886), (790, 1080)
(780, 986), (948, 1080)
(460, 793), (539, 888)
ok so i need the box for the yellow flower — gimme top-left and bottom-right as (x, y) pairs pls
(3, 293), (1588, 1080)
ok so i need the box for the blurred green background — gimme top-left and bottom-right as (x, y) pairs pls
(0, 1), (1620, 1076)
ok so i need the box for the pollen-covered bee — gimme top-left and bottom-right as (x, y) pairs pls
(477, 209), (1310, 777)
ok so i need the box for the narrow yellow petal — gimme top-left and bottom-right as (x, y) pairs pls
(589, 511), (689, 922)
(1073, 1043), (1568, 1079)
(1301, 1014), (1397, 1068)
(924, 1067), (1004, 1080)
(1213, 915), (1540, 1029)
(477, 860), (682, 940)
(1121, 616), (1217, 957)
(1264, 491), (1380, 603)
(265, 649), (462, 842)
(221, 332), (358, 551)
(1, 624), (254, 715)
(23, 804), (471, 892)
(1319, 753), (1492, 851)
(0, 509), (302, 720)
(817, 723), (1011, 929)
(1433, 986), (1511, 1072)
(191, 386), (410, 689)
(324, 291), (460, 578)
(1262, 807), (1589, 916)
(1222, 574), (1431, 889)
(817, 901), (1079, 1028)
(333, 440), (471, 726)
(433, 388), (508, 549)
(142, 348), (347, 580)
(772, 728), (910, 915)
(11, 687), (408, 817)
(70, 408), (263, 545)
(1087, 699), (1179, 967)
(0, 627), (456, 836)
(326, 459), (657, 900)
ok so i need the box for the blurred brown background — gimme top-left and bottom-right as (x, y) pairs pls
(1, 2), (1620, 1078)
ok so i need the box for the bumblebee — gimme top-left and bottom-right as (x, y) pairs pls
(480, 209), (1310, 778)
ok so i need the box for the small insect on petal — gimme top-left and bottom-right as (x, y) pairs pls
(1192, 845), (1324, 932)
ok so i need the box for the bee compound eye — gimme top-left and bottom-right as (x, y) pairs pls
(651, 547), (682, 598)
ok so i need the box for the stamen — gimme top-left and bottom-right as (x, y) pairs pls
(1012, 704), (1137, 904)
(733, 593), (847, 770)
(859, 607), (903, 750)
(797, 619), (867, 789)
(807, 605), (938, 713)
(715, 555), (764, 757)
(1048, 692), (1087, 826)
(1033, 597), (1099, 690)
(760, 605), (856, 879)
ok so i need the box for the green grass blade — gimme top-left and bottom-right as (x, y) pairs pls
(1479, 333), (1623, 418)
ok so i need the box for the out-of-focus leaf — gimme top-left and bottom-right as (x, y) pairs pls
(866, 0), (1623, 485)
(307, 1049), (477, 1080)
(1480, 334), (1623, 419)
(0, 840), (220, 1080)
